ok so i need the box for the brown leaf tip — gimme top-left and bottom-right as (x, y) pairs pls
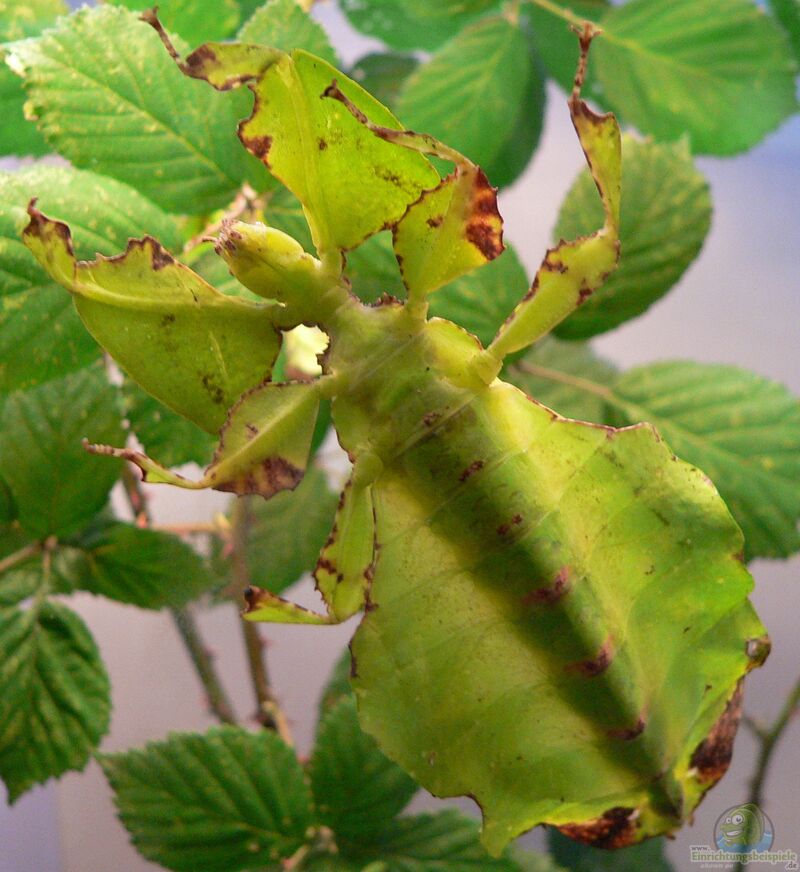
(558, 806), (639, 849)
(216, 457), (304, 499)
(465, 169), (504, 261)
(690, 682), (743, 786)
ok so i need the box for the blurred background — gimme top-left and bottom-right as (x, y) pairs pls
(1, 2), (798, 870)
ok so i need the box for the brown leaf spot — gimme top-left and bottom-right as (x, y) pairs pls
(217, 457), (304, 498)
(318, 137), (328, 151)
(577, 281), (593, 305)
(201, 374), (225, 405)
(149, 242), (174, 270)
(607, 715), (647, 741)
(427, 215), (444, 229)
(496, 514), (523, 537)
(242, 133), (273, 160)
(422, 410), (441, 427)
(689, 681), (743, 785)
(558, 806), (639, 849)
(521, 566), (571, 607)
(459, 460), (484, 482)
(542, 256), (568, 274)
(159, 313), (176, 327)
(566, 636), (614, 677)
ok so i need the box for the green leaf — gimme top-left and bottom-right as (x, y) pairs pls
(0, 165), (181, 392)
(99, 726), (313, 871)
(548, 829), (674, 871)
(526, 1), (608, 96)
(0, 365), (124, 539)
(352, 371), (765, 853)
(607, 362), (800, 560)
(505, 336), (617, 424)
(768, 0), (800, 61)
(481, 35), (546, 190)
(345, 232), (405, 303)
(0, 1), (67, 157)
(318, 647), (353, 720)
(397, 17), (533, 172)
(338, 809), (521, 870)
(593, 0), (798, 155)
(54, 521), (217, 609)
(553, 138), (711, 339)
(238, 464), (338, 595)
(6, 6), (269, 213)
(238, 0), (337, 66)
(428, 244), (528, 348)
(122, 379), (215, 469)
(340, 0), (501, 52)
(350, 52), (419, 110)
(0, 570), (40, 607)
(310, 697), (418, 840)
(0, 598), (110, 802)
(23, 205), (281, 434)
(108, 0), (241, 44)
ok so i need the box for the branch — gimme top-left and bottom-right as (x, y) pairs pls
(0, 540), (41, 575)
(734, 674), (800, 872)
(120, 462), (238, 726)
(230, 498), (294, 745)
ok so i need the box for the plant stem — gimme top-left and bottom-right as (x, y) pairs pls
(525, 0), (586, 28)
(0, 540), (41, 575)
(171, 606), (237, 725)
(230, 498), (294, 745)
(734, 674), (800, 872)
(119, 462), (238, 726)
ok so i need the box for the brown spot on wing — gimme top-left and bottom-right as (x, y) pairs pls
(607, 715), (647, 741)
(465, 169), (503, 260)
(216, 457), (303, 498)
(521, 566), (571, 607)
(558, 806), (639, 849)
(241, 132), (273, 161)
(689, 681), (743, 785)
(566, 636), (614, 677)
(496, 514), (523, 537)
(459, 460), (484, 482)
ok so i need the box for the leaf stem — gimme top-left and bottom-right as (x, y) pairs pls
(734, 674), (800, 872)
(230, 498), (294, 745)
(524, 0), (587, 28)
(0, 540), (41, 575)
(171, 607), (238, 725)
(119, 462), (238, 726)
(512, 359), (614, 400)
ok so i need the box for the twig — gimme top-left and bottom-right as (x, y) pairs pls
(0, 540), (41, 575)
(119, 462), (238, 726)
(230, 498), (294, 745)
(171, 607), (237, 725)
(734, 674), (800, 871)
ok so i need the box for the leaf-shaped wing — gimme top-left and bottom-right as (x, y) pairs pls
(351, 379), (767, 854)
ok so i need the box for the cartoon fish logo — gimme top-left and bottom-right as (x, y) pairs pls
(715, 803), (774, 853)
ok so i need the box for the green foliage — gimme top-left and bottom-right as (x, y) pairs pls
(607, 362), (800, 560)
(0, 366), (123, 538)
(397, 17), (538, 179)
(108, 0), (241, 44)
(554, 138), (711, 338)
(6, 6), (269, 212)
(0, 592), (110, 802)
(238, 0), (337, 65)
(548, 830), (673, 871)
(769, 0), (800, 60)
(340, 0), (501, 52)
(349, 52), (419, 110)
(54, 520), (217, 609)
(100, 727), (314, 871)
(310, 697), (418, 839)
(0, 165), (180, 392)
(592, 0), (798, 154)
